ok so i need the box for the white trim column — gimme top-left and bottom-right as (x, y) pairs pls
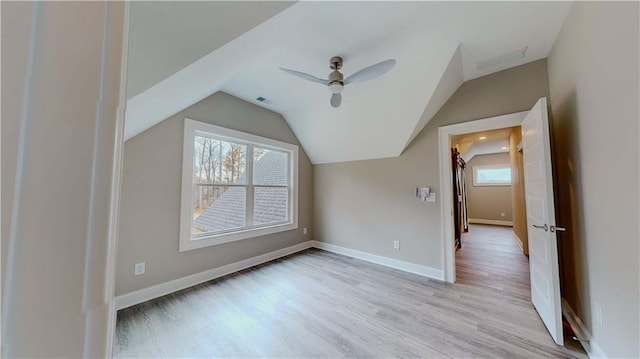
(1, 2), (127, 356)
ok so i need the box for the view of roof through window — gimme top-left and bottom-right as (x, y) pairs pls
(191, 135), (289, 236)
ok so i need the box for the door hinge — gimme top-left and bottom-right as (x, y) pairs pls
(572, 336), (590, 344)
(533, 224), (548, 232)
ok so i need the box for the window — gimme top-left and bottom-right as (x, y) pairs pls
(473, 164), (512, 186)
(180, 119), (298, 251)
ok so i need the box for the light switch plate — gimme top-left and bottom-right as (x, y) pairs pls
(134, 262), (145, 276)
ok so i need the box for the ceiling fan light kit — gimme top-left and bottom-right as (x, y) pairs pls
(279, 55), (396, 108)
(328, 82), (344, 94)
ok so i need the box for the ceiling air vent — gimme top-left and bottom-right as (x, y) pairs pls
(476, 46), (528, 71)
(256, 96), (273, 105)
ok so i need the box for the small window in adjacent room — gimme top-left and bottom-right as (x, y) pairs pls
(180, 119), (298, 251)
(473, 164), (512, 186)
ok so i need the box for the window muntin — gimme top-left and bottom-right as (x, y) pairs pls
(473, 164), (512, 186)
(180, 119), (298, 251)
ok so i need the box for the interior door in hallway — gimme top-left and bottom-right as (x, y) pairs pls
(521, 97), (563, 345)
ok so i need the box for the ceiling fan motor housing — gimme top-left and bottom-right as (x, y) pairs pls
(328, 57), (344, 94)
(328, 72), (344, 93)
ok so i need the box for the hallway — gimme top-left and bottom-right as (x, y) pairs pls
(456, 224), (530, 293)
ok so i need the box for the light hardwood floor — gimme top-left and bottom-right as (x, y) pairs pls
(115, 225), (587, 358)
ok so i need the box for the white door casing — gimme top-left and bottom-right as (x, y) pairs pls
(2, 2), (127, 356)
(438, 111), (527, 283)
(521, 97), (564, 346)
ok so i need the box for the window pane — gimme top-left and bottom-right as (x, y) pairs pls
(476, 167), (511, 184)
(192, 185), (246, 235)
(254, 187), (288, 225)
(193, 136), (246, 184)
(253, 147), (288, 186)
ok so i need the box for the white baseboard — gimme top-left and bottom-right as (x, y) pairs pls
(562, 299), (607, 359)
(589, 338), (607, 359)
(469, 218), (513, 227)
(311, 241), (444, 281)
(115, 241), (313, 310)
(513, 232), (524, 252)
(116, 240), (445, 310)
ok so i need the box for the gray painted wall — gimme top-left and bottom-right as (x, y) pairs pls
(547, 2), (639, 357)
(116, 92), (313, 296)
(314, 59), (549, 270)
(466, 153), (513, 222)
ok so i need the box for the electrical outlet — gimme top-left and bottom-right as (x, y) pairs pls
(303, 227), (308, 235)
(595, 303), (603, 327)
(393, 240), (400, 250)
(134, 262), (145, 276)
(500, 212), (505, 217)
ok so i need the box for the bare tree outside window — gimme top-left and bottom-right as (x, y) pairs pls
(192, 136), (248, 234)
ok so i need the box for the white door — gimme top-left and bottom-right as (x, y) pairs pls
(521, 97), (564, 345)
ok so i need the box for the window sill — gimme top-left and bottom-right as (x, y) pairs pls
(179, 222), (298, 252)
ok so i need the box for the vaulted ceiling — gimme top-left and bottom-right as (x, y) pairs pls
(125, 1), (572, 164)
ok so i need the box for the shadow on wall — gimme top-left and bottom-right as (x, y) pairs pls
(549, 89), (592, 329)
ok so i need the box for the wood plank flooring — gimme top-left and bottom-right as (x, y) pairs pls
(115, 225), (587, 358)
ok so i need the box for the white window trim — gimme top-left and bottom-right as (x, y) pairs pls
(179, 119), (298, 252)
(472, 164), (512, 186)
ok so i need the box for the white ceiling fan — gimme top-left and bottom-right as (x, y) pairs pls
(279, 56), (396, 108)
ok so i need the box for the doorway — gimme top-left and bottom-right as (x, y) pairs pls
(451, 126), (527, 251)
(438, 99), (566, 346)
(438, 111), (527, 283)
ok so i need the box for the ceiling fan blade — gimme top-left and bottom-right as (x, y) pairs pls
(344, 59), (396, 85)
(279, 68), (328, 85)
(330, 93), (342, 108)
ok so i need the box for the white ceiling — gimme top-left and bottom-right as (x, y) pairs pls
(124, 1), (572, 164)
(453, 127), (514, 162)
